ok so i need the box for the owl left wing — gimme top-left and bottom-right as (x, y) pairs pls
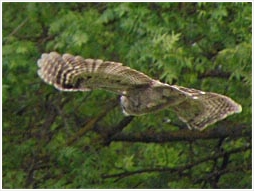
(37, 52), (153, 94)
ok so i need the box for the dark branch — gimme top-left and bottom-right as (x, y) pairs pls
(66, 98), (118, 146)
(109, 123), (249, 143)
(94, 116), (134, 145)
(198, 70), (231, 79)
(101, 145), (250, 180)
(194, 164), (251, 185)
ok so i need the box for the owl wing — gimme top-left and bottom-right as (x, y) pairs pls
(37, 52), (153, 94)
(170, 86), (242, 130)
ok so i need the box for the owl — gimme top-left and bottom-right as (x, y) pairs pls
(37, 52), (242, 130)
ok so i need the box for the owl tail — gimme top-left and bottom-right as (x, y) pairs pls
(171, 87), (242, 130)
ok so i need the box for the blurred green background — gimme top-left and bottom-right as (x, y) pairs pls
(2, 2), (251, 188)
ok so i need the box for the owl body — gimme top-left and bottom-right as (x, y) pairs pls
(120, 81), (187, 116)
(37, 52), (242, 130)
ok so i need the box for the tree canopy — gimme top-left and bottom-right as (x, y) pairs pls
(2, 2), (251, 188)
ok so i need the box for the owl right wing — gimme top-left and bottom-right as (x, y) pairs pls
(37, 52), (153, 94)
(170, 86), (242, 130)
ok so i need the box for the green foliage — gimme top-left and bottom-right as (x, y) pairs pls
(2, 2), (251, 188)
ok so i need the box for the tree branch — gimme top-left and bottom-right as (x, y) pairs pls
(66, 98), (118, 146)
(198, 70), (231, 79)
(94, 116), (134, 145)
(109, 123), (250, 143)
(7, 17), (29, 38)
(194, 164), (251, 185)
(101, 145), (250, 181)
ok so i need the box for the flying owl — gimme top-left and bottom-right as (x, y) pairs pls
(37, 52), (242, 130)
